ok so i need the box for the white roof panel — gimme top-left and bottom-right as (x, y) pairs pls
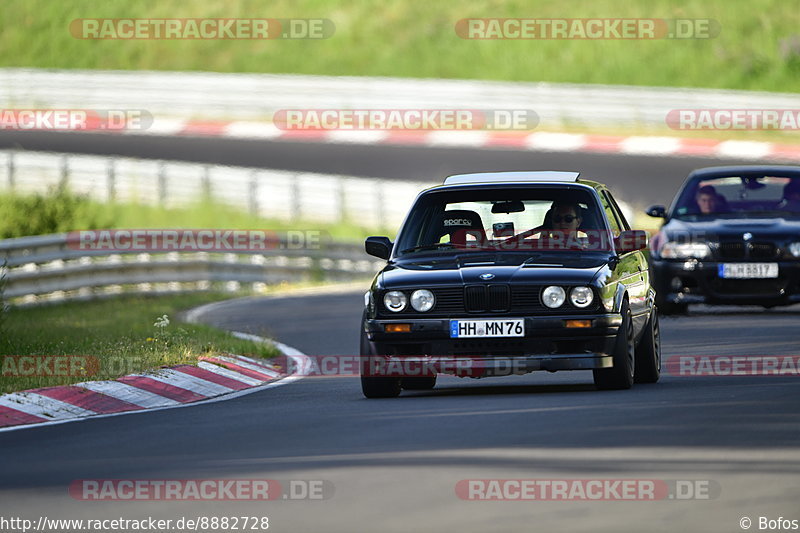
(443, 171), (580, 185)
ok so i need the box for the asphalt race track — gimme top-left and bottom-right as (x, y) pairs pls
(0, 135), (798, 532)
(0, 130), (763, 206)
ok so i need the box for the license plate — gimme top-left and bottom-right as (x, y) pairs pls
(449, 319), (524, 338)
(718, 263), (779, 279)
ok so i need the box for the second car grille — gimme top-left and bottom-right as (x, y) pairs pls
(716, 241), (778, 260)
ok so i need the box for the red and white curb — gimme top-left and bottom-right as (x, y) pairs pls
(110, 119), (800, 162)
(0, 335), (308, 432)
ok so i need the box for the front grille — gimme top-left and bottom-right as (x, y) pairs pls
(750, 242), (777, 260)
(379, 284), (600, 316)
(488, 285), (510, 312)
(715, 241), (778, 260)
(429, 287), (463, 313)
(464, 284), (510, 312)
(717, 242), (745, 260)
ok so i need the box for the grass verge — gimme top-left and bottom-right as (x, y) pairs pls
(0, 189), (390, 242)
(0, 292), (281, 394)
(1, 0), (798, 92)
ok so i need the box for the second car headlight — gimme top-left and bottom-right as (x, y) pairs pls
(542, 286), (566, 309)
(789, 242), (800, 258)
(384, 291), (407, 312)
(570, 286), (594, 308)
(410, 289), (435, 312)
(660, 242), (711, 259)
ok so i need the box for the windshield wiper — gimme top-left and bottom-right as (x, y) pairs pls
(401, 243), (459, 254)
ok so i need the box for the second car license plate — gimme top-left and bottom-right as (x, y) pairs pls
(718, 263), (779, 279)
(450, 319), (524, 338)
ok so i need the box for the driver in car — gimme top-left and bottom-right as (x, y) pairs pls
(540, 201), (585, 250)
(696, 185), (722, 214)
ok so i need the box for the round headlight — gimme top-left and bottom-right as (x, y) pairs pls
(383, 291), (407, 312)
(410, 289), (435, 312)
(542, 286), (566, 308)
(789, 242), (800, 258)
(570, 286), (594, 308)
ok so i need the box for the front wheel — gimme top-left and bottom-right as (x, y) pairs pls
(593, 302), (635, 390)
(360, 318), (401, 399)
(634, 307), (661, 384)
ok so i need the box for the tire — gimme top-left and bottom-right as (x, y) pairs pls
(593, 301), (635, 390)
(634, 306), (661, 384)
(401, 376), (437, 390)
(360, 316), (401, 399)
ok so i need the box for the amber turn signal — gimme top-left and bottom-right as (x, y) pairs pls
(565, 319), (592, 328)
(384, 323), (412, 333)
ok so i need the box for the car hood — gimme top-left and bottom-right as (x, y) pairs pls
(661, 216), (800, 240)
(379, 256), (607, 289)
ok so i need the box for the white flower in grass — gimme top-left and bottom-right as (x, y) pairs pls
(154, 314), (170, 328)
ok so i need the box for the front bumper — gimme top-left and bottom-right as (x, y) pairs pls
(652, 259), (800, 305)
(364, 314), (621, 373)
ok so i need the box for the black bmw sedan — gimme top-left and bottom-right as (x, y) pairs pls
(360, 171), (660, 398)
(647, 166), (800, 314)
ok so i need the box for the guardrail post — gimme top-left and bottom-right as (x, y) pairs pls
(337, 176), (346, 223)
(107, 159), (116, 202)
(6, 150), (14, 190)
(59, 155), (69, 189)
(202, 165), (212, 201)
(158, 162), (167, 206)
(291, 174), (301, 221)
(376, 181), (386, 230)
(248, 171), (259, 216)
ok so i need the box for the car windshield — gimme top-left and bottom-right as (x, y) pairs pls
(394, 187), (609, 257)
(672, 174), (800, 219)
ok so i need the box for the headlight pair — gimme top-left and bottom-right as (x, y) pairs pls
(542, 286), (594, 309)
(383, 289), (435, 313)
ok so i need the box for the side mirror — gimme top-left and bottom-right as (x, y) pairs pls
(615, 230), (648, 254)
(646, 205), (667, 218)
(365, 236), (392, 260)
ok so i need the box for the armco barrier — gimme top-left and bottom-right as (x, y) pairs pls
(2, 68), (800, 129)
(0, 232), (381, 304)
(0, 150), (434, 229)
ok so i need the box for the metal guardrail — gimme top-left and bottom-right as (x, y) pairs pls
(3, 68), (800, 129)
(0, 233), (381, 304)
(0, 150), (433, 229)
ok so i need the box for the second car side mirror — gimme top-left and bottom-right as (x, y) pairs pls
(615, 230), (648, 254)
(646, 205), (667, 218)
(365, 236), (393, 260)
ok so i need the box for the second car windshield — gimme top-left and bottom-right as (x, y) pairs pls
(394, 187), (608, 257)
(673, 175), (800, 218)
